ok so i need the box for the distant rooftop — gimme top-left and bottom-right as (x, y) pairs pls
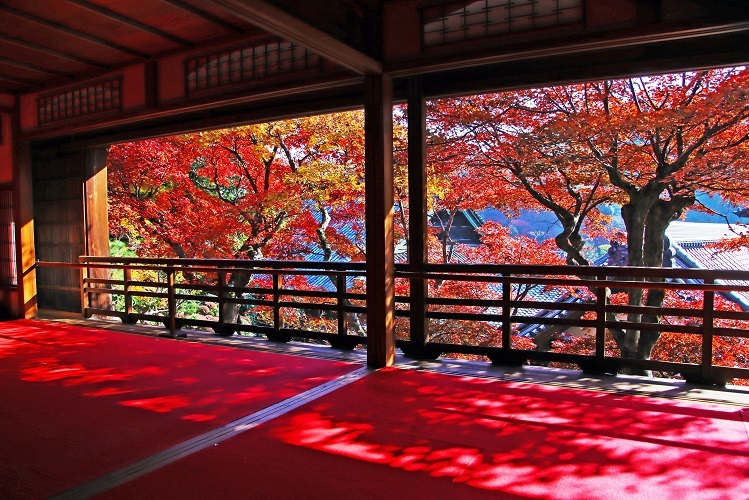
(666, 221), (749, 270)
(667, 221), (744, 247)
(666, 221), (749, 309)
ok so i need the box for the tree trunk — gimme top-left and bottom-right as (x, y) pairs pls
(614, 187), (695, 370)
(216, 271), (253, 336)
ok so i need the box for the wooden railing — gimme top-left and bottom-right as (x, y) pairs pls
(36, 257), (749, 384)
(399, 263), (749, 385)
(40, 256), (367, 349)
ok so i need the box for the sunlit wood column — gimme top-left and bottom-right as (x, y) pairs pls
(83, 148), (110, 312)
(365, 73), (396, 368)
(14, 130), (36, 318)
(406, 76), (430, 355)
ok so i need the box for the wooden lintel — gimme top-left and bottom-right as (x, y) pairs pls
(387, 20), (749, 78)
(198, 0), (382, 75)
(22, 76), (364, 145)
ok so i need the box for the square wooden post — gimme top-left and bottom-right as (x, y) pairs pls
(365, 73), (396, 368)
(84, 148), (111, 313)
(406, 76), (430, 356)
(14, 131), (36, 319)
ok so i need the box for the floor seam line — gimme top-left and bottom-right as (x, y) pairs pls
(51, 365), (373, 500)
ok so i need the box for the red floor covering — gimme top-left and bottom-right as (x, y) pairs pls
(105, 367), (749, 500)
(0, 320), (358, 499)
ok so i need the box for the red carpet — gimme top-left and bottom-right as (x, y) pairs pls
(105, 367), (749, 500)
(0, 320), (358, 498)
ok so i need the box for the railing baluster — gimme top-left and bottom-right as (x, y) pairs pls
(123, 267), (134, 324)
(595, 281), (608, 360)
(79, 255), (89, 318)
(337, 274), (347, 337)
(329, 273), (358, 350)
(217, 270), (226, 327)
(501, 279), (511, 352)
(162, 265), (181, 338)
(488, 278), (523, 366)
(266, 271), (291, 343)
(408, 274), (429, 354)
(273, 272), (282, 333)
(700, 281), (716, 383)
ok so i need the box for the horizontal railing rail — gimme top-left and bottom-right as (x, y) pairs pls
(36, 257), (749, 385)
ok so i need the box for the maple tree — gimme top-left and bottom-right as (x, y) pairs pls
(108, 111), (367, 330)
(108, 67), (749, 380)
(428, 67), (749, 369)
(409, 224), (566, 350)
(548, 289), (749, 385)
(392, 105), (567, 351)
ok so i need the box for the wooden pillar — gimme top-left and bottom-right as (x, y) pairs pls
(84, 149), (109, 258)
(83, 148), (110, 312)
(365, 73), (396, 368)
(14, 122), (36, 318)
(407, 76), (429, 354)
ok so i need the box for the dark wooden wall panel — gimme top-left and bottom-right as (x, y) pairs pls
(33, 148), (84, 313)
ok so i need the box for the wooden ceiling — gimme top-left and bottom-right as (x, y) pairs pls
(0, 0), (380, 95)
(4, 0), (749, 109)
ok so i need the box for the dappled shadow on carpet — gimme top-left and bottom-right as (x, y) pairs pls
(0, 320), (358, 498)
(105, 367), (749, 500)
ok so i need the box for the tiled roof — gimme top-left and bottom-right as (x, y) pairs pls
(666, 221), (740, 243)
(666, 221), (749, 309)
(676, 243), (749, 272)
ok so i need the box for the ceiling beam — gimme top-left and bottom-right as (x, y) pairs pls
(0, 74), (37, 87)
(159, 0), (245, 34)
(66, 0), (194, 47)
(0, 5), (150, 59)
(0, 56), (74, 78)
(0, 34), (110, 70)
(196, 0), (382, 75)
